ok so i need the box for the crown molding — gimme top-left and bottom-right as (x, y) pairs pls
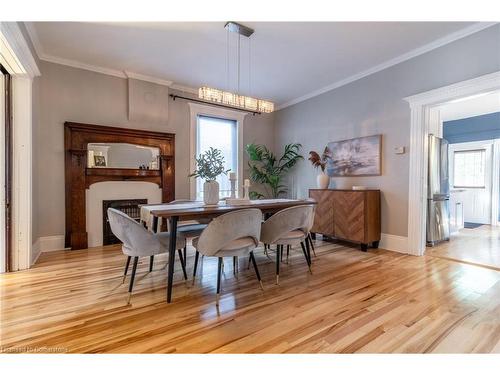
(24, 21), (192, 89)
(170, 83), (199, 95)
(277, 22), (498, 111)
(124, 71), (173, 87)
(40, 53), (127, 78)
(23, 21), (43, 58)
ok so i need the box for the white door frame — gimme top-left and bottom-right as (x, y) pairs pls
(404, 71), (500, 256)
(1, 22), (40, 270)
(492, 139), (500, 226)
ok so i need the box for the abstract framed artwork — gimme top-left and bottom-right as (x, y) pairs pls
(326, 134), (382, 176)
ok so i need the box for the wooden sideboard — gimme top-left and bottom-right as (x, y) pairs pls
(309, 189), (381, 251)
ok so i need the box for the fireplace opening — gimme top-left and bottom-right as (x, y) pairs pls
(102, 199), (147, 245)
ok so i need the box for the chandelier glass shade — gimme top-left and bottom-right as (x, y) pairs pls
(198, 22), (274, 114)
(198, 86), (274, 113)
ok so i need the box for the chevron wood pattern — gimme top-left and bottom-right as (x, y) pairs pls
(333, 191), (365, 242)
(309, 189), (380, 248)
(309, 190), (334, 235)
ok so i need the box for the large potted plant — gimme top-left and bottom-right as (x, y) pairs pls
(190, 147), (229, 205)
(308, 147), (331, 189)
(246, 143), (303, 199)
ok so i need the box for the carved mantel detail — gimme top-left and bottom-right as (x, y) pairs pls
(64, 122), (175, 250)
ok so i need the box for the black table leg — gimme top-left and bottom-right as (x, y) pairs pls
(152, 216), (159, 233)
(166, 216), (178, 303)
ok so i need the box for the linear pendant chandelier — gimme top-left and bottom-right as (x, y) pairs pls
(198, 22), (274, 114)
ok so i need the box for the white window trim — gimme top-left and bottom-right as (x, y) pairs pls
(188, 102), (246, 200)
(451, 143), (490, 189)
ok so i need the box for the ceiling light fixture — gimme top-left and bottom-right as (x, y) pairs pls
(198, 22), (274, 114)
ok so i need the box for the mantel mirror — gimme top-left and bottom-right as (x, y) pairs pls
(87, 143), (160, 170)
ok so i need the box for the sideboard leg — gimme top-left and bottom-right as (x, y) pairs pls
(360, 243), (368, 252)
(372, 241), (380, 249)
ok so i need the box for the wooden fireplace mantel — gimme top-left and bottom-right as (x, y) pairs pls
(64, 122), (175, 250)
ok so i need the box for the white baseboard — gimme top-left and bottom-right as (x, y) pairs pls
(36, 235), (67, 253)
(379, 233), (410, 254)
(31, 239), (41, 265)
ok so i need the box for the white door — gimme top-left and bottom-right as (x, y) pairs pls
(449, 140), (493, 224)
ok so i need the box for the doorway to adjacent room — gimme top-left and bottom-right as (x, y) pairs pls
(426, 90), (500, 269)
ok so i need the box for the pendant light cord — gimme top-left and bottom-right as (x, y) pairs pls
(249, 36), (252, 96)
(226, 27), (229, 92)
(237, 34), (241, 94)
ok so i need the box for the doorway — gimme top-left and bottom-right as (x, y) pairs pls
(425, 90), (500, 269)
(405, 71), (500, 257)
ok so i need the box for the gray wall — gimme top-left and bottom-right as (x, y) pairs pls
(274, 24), (500, 237)
(33, 61), (274, 239)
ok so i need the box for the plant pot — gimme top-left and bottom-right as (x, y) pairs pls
(203, 180), (220, 205)
(317, 172), (330, 189)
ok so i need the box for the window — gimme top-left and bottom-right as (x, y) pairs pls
(195, 115), (238, 200)
(453, 149), (486, 188)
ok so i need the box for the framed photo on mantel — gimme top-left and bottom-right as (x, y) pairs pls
(326, 134), (382, 177)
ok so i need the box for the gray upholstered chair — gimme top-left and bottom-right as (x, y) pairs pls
(260, 205), (315, 284)
(107, 208), (188, 302)
(166, 199), (209, 261)
(192, 208), (263, 305)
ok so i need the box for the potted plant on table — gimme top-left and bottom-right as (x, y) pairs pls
(308, 147), (331, 189)
(189, 147), (230, 205)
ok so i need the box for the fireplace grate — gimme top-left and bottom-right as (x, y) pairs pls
(102, 199), (147, 245)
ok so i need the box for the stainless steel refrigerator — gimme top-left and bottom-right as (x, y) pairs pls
(426, 134), (450, 246)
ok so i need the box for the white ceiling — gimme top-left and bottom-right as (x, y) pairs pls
(27, 22), (492, 107)
(440, 91), (500, 122)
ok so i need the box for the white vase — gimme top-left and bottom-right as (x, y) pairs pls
(317, 172), (330, 189)
(203, 180), (220, 205)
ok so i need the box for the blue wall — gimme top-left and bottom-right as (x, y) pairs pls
(443, 112), (500, 144)
(443, 111), (500, 222)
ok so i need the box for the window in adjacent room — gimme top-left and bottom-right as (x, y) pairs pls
(453, 149), (486, 188)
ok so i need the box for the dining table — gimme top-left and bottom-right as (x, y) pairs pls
(140, 198), (316, 303)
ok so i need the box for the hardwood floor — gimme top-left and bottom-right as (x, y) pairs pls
(427, 225), (500, 270)
(1, 239), (500, 353)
